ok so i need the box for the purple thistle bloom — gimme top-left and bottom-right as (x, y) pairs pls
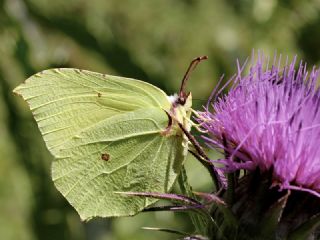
(198, 55), (320, 198)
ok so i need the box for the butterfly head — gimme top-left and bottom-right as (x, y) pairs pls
(162, 56), (206, 137)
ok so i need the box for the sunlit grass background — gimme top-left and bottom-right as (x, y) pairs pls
(1, 0), (320, 239)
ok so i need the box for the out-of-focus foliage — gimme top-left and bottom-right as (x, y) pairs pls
(0, 0), (319, 239)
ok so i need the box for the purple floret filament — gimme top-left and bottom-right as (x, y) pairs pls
(197, 54), (320, 198)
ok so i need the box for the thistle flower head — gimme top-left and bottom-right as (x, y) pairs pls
(198, 55), (320, 197)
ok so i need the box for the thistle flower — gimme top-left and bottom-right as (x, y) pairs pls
(198, 55), (320, 198)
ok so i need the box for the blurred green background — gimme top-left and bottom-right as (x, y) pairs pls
(1, 0), (320, 239)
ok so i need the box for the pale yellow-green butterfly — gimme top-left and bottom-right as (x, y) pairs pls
(13, 57), (209, 220)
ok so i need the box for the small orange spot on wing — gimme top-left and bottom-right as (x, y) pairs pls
(101, 153), (110, 161)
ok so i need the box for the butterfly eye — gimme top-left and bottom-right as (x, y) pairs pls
(178, 95), (186, 105)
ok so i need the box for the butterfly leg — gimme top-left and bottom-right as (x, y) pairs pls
(177, 122), (223, 190)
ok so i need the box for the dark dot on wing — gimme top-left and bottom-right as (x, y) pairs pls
(98, 92), (102, 97)
(101, 153), (110, 161)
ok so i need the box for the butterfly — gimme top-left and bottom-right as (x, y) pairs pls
(13, 57), (208, 220)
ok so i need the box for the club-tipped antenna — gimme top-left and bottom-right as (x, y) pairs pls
(178, 56), (208, 104)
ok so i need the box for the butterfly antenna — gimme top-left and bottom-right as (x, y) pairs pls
(179, 56), (208, 104)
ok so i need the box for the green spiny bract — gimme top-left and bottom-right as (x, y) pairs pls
(209, 171), (320, 240)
